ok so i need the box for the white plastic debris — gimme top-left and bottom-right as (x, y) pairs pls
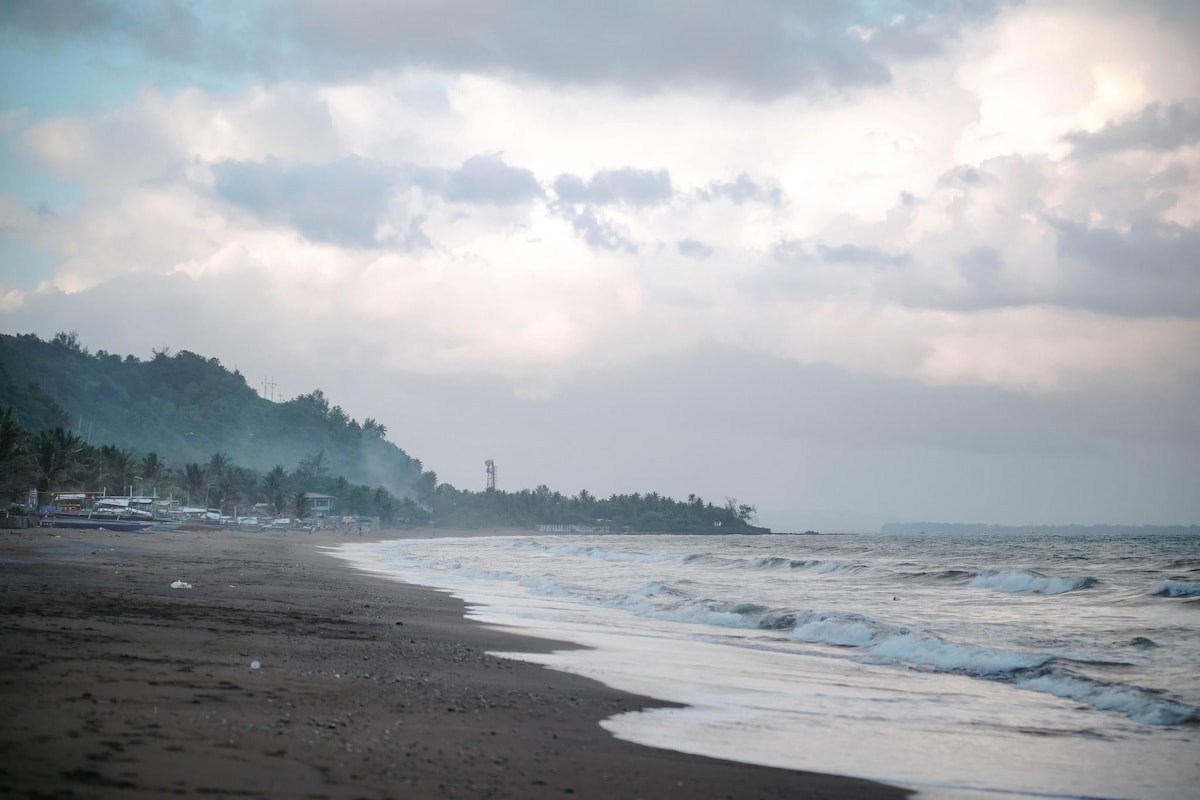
(169, 580), (193, 589)
(250, 660), (261, 670)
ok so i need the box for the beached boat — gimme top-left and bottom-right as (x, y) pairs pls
(39, 513), (156, 532)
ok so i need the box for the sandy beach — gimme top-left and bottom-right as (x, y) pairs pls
(0, 526), (909, 799)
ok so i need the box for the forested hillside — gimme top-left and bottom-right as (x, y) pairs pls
(1, 332), (768, 533)
(0, 332), (423, 497)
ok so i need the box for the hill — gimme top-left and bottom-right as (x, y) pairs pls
(0, 332), (769, 533)
(0, 332), (424, 497)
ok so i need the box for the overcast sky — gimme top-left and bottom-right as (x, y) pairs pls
(2, 0), (1198, 530)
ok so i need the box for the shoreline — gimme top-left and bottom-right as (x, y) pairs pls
(0, 526), (910, 799)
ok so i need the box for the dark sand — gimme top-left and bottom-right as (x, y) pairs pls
(0, 527), (910, 799)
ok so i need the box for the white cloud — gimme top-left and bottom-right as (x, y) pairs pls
(4, 0), (1199, 405)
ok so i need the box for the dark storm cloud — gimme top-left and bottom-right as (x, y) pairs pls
(677, 238), (713, 260)
(2, 0), (1007, 97)
(554, 168), (673, 206)
(1064, 101), (1200, 158)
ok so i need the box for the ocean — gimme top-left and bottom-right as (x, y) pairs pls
(336, 531), (1200, 799)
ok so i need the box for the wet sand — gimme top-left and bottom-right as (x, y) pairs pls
(0, 526), (910, 799)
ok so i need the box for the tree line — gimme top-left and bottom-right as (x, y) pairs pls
(1, 332), (770, 533)
(0, 408), (423, 524)
(419, 479), (763, 532)
(0, 332), (425, 498)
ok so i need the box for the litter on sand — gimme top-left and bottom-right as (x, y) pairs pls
(169, 580), (193, 589)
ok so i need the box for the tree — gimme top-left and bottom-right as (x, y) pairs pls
(362, 417), (387, 438)
(103, 447), (138, 496)
(295, 450), (328, 486)
(415, 470), (437, 506)
(140, 452), (168, 497)
(224, 466), (258, 513)
(50, 330), (87, 355)
(293, 490), (311, 521)
(32, 427), (86, 504)
(206, 452), (230, 481)
(0, 408), (38, 502)
(263, 465), (289, 516)
(374, 487), (397, 524)
(179, 463), (206, 507)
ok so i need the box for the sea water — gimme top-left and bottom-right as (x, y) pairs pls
(336, 532), (1200, 799)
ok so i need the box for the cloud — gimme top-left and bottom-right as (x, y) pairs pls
(697, 173), (783, 206)
(285, 0), (904, 97)
(440, 154), (542, 205)
(1051, 218), (1200, 316)
(554, 168), (673, 206)
(1065, 101), (1200, 158)
(817, 243), (913, 267)
(1, 0), (1010, 99)
(210, 153), (542, 248)
(677, 238), (713, 260)
(0, 0), (127, 38)
(560, 207), (637, 253)
(936, 165), (996, 187)
(212, 156), (399, 248)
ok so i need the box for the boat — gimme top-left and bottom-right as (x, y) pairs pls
(39, 513), (156, 532)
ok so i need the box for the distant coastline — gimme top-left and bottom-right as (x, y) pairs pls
(881, 522), (1200, 535)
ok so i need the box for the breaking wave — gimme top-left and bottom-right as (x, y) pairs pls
(1150, 580), (1200, 598)
(1014, 672), (1198, 726)
(969, 569), (1099, 595)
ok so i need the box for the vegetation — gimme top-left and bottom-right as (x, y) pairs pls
(0, 332), (424, 497)
(0, 332), (769, 533)
(422, 481), (763, 533)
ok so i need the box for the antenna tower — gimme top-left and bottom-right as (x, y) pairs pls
(485, 459), (496, 491)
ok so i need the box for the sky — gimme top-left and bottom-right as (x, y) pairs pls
(1, 0), (1198, 531)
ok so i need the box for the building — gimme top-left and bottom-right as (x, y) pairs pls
(304, 493), (334, 517)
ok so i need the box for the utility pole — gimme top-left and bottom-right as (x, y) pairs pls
(485, 459), (496, 492)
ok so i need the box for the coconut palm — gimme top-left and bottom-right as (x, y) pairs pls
(0, 408), (38, 502)
(32, 427), (86, 505)
(179, 463), (206, 506)
(140, 452), (168, 497)
(293, 490), (310, 521)
(206, 452), (231, 481)
(263, 465), (289, 515)
(92, 445), (138, 495)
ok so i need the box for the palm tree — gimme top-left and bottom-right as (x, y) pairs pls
(179, 463), (206, 506)
(293, 490), (310, 521)
(225, 466), (258, 514)
(0, 408), (38, 502)
(263, 466), (288, 515)
(140, 452), (167, 497)
(206, 452), (231, 482)
(32, 427), (86, 505)
(104, 447), (138, 496)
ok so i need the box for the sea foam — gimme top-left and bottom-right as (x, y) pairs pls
(1150, 580), (1200, 598)
(969, 569), (1098, 595)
